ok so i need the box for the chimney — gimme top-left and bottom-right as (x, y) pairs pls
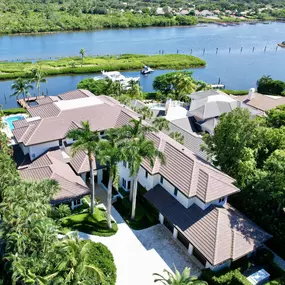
(248, 88), (255, 100)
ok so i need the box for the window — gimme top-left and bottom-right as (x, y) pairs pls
(122, 178), (126, 189)
(219, 197), (225, 203)
(145, 170), (148, 179)
(100, 131), (105, 136)
(59, 139), (63, 146)
(123, 161), (127, 168)
(127, 181), (131, 190)
(74, 199), (81, 206)
(160, 176), (164, 184)
(174, 187), (178, 196)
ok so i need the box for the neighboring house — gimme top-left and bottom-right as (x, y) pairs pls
(230, 92), (285, 113)
(179, 9), (189, 15)
(156, 7), (165, 15)
(188, 90), (262, 134)
(197, 10), (214, 17)
(11, 90), (271, 271)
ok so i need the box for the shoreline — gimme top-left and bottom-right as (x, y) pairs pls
(0, 19), (283, 37)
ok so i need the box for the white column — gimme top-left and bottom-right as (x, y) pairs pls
(97, 169), (103, 184)
(159, 213), (164, 224)
(173, 228), (178, 239)
(71, 201), (75, 210)
(188, 243), (194, 255)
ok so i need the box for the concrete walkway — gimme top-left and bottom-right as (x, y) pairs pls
(78, 204), (202, 285)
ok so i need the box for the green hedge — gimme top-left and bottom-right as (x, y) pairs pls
(223, 89), (248, 95)
(81, 240), (116, 285)
(201, 268), (251, 285)
(2, 108), (27, 115)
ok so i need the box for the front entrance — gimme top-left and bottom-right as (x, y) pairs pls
(193, 247), (207, 266)
(177, 231), (190, 249)
(163, 218), (174, 233)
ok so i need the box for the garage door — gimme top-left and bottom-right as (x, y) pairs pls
(177, 231), (190, 249)
(163, 218), (174, 233)
(193, 247), (207, 266)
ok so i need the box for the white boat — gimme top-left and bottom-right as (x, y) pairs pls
(94, 71), (140, 88)
(141, 65), (154, 75)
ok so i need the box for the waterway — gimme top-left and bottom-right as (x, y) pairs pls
(0, 22), (285, 109)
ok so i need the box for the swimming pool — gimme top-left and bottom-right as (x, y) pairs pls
(4, 115), (25, 130)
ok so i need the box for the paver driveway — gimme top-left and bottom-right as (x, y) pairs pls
(79, 204), (202, 285)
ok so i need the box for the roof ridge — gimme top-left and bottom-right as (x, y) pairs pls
(188, 159), (197, 197)
(25, 120), (43, 145)
(206, 171), (240, 191)
(213, 208), (221, 265)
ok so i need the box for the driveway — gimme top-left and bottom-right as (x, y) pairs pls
(78, 203), (202, 285)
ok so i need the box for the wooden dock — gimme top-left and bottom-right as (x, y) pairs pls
(17, 96), (45, 109)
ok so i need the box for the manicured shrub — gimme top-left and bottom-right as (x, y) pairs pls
(52, 204), (71, 219)
(223, 90), (249, 96)
(231, 256), (251, 272)
(2, 108), (27, 115)
(81, 241), (116, 285)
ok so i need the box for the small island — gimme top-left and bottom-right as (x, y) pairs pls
(0, 54), (206, 80)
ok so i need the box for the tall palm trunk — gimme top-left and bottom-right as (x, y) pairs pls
(89, 157), (95, 214)
(131, 174), (139, 220)
(37, 85), (40, 99)
(107, 174), (113, 229)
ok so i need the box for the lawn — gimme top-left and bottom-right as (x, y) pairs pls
(113, 197), (158, 230)
(60, 207), (118, 236)
(0, 54), (206, 80)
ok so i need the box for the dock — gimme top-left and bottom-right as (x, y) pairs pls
(17, 96), (45, 109)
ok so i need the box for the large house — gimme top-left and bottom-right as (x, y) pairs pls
(11, 89), (271, 271)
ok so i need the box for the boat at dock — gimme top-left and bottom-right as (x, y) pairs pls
(94, 71), (140, 88)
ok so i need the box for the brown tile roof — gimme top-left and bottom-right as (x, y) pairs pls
(65, 146), (96, 174)
(14, 104), (129, 146)
(145, 185), (271, 266)
(36, 96), (59, 105)
(28, 103), (61, 118)
(230, 93), (285, 112)
(19, 149), (90, 204)
(143, 131), (239, 202)
(58, 89), (94, 100)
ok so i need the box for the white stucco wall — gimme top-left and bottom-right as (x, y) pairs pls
(137, 168), (160, 191)
(118, 162), (132, 190)
(64, 137), (74, 145)
(159, 178), (189, 208)
(205, 260), (231, 271)
(29, 140), (59, 160)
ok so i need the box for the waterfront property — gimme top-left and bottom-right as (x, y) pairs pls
(10, 89), (271, 271)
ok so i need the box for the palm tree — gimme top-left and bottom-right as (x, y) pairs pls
(56, 235), (103, 283)
(153, 266), (207, 285)
(169, 132), (184, 145)
(172, 73), (197, 101)
(195, 80), (211, 92)
(97, 129), (124, 229)
(67, 121), (100, 214)
(30, 68), (47, 97)
(135, 106), (154, 120)
(119, 118), (156, 140)
(10, 78), (33, 100)
(123, 135), (165, 219)
(127, 80), (143, 99)
(79, 48), (86, 66)
(153, 117), (170, 131)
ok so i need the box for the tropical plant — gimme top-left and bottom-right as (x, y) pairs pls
(195, 80), (211, 92)
(169, 132), (184, 144)
(67, 121), (101, 214)
(79, 48), (86, 66)
(97, 129), (124, 229)
(153, 266), (207, 285)
(127, 80), (143, 99)
(135, 106), (154, 120)
(55, 235), (104, 284)
(30, 68), (47, 97)
(153, 117), (170, 131)
(119, 118), (156, 140)
(123, 135), (165, 219)
(10, 78), (33, 100)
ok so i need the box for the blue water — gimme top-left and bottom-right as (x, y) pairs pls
(0, 22), (285, 109)
(4, 115), (25, 130)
